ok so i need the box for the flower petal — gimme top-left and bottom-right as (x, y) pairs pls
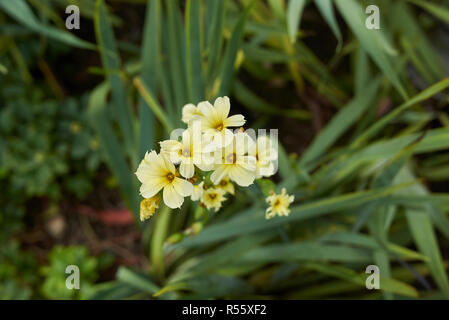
(163, 184), (184, 208)
(224, 114), (245, 127)
(221, 128), (235, 147)
(236, 155), (257, 172)
(214, 96), (230, 119)
(182, 103), (198, 123)
(140, 176), (166, 198)
(228, 165), (256, 187)
(210, 165), (231, 185)
(160, 140), (183, 163)
(161, 153), (176, 173)
(172, 177), (194, 197)
(198, 101), (218, 127)
(179, 161), (195, 179)
(257, 161), (275, 178)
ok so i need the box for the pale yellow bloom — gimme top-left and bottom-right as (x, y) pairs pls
(140, 195), (161, 221)
(191, 181), (204, 201)
(160, 128), (214, 179)
(197, 96), (245, 147)
(248, 135), (277, 178)
(217, 177), (235, 195)
(210, 132), (256, 187)
(201, 187), (226, 212)
(265, 188), (294, 219)
(182, 103), (203, 124)
(135, 151), (193, 209)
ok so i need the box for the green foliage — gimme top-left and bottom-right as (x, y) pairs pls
(0, 240), (38, 300)
(2, 0), (449, 300)
(40, 246), (100, 300)
(0, 75), (101, 200)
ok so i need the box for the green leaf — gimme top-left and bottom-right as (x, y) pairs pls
(0, 0), (95, 49)
(256, 179), (276, 197)
(138, 0), (160, 158)
(134, 77), (175, 133)
(334, 0), (407, 98)
(206, 0), (227, 83)
(218, 0), (254, 96)
(165, 0), (188, 116)
(116, 267), (160, 294)
(94, 0), (135, 162)
(186, 0), (205, 103)
(87, 83), (140, 223)
(177, 184), (409, 248)
(353, 78), (449, 147)
(300, 78), (381, 166)
(408, 0), (449, 25)
(241, 242), (373, 263)
(150, 205), (171, 278)
(286, 0), (307, 43)
(233, 79), (310, 120)
(314, 0), (342, 50)
(303, 263), (418, 298)
(397, 168), (449, 298)
(0, 63), (7, 74)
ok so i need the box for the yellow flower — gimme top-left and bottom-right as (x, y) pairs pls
(140, 195), (161, 221)
(201, 187), (226, 212)
(135, 151), (193, 209)
(160, 128), (214, 179)
(210, 132), (256, 187)
(197, 96), (245, 147)
(217, 177), (235, 195)
(191, 181), (204, 201)
(265, 188), (294, 219)
(182, 103), (203, 124)
(248, 135), (277, 178)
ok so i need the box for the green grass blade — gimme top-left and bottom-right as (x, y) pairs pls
(0, 0), (95, 49)
(94, 0), (136, 162)
(408, 0), (449, 25)
(233, 79), (310, 120)
(334, 0), (407, 99)
(116, 267), (160, 294)
(165, 0), (188, 113)
(241, 242), (373, 263)
(134, 77), (174, 133)
(206, 0), (227, 84)
(353, 78), (449, 147)
(218, 0), (255, 96)
(286, 0), (306, 43)
(314, 0), (342, 50)
(300, 78), (381, 166)
(303, 263), (418, 298)
(138, 0), (160, 159)
(176, 184), (409, 248)
(87, 83), (140, 222)
(186, 0), (205, 103)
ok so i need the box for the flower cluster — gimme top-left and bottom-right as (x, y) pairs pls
(265, 188), (295, 219)
(136, 96), (290, 221)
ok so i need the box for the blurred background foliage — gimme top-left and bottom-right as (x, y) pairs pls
(1, 0), (449, 299)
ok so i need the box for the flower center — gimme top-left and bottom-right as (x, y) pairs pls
(273, 199), (281, 207)
(166, 173), (175, 182)
(215, 122), (224, 131)
(182, 148), (190, 157)
(220, 180), (227, 187)
(209, 193), (217, 200)
(226, 153), (236, 164)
